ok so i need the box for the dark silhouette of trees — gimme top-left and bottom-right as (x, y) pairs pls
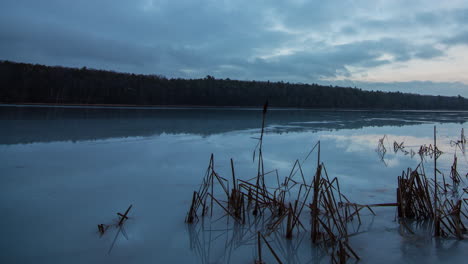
(1, 60), (467, 110)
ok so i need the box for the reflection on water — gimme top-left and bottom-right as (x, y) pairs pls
(186, 220), (328, 264)
(186, 204), (376, 263)
(0, 105), (467, 144)
(322, 133), (466, 171)
(0, 105), (466, 264)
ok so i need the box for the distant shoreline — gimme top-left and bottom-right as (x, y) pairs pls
(1, 102), (467, 113)
(2, 61), (467, 111)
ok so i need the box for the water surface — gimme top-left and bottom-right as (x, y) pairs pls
(0, 105), (466, 263)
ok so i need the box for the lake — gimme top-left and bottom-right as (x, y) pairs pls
(0, 105), (467, 263)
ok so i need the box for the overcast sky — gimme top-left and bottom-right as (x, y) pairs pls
(1, 0), (468, 97)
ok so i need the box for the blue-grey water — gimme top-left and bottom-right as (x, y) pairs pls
(0, 105), (466, 263)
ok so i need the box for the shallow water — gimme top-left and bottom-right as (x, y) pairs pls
(0, 105), (467, 263)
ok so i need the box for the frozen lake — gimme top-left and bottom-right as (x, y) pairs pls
(0, 105), (467, 263)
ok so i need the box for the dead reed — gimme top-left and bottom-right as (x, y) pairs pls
(184, 110), (467, 263)
(394, 127), (468, 239)
(185, 102), (367, 263)
(97, 204), (133, 236)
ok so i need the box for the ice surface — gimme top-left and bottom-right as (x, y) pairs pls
(0, 106), (467, 263)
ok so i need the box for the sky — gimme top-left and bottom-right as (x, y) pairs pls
(1, 0), (468, 97)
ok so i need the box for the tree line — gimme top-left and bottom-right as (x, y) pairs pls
(1, 60), (467, 110)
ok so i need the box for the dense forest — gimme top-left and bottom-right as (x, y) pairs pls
(1, 60), (467, 110)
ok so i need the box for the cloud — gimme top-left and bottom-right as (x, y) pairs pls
(215, 38), (445, 82)
(0, 0), (467, 96)
(443, 31), (468, 46)
(0, 19), (159, 67)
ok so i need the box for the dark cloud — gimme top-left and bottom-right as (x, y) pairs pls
(452, 8), (468, 24)
(413, 45), (445, 59)
(0, 19), (159, 66)
(216, 38), (445, 82)
(443, 31), (468, 46)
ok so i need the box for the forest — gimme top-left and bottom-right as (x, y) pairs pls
(1, 60), (467, 110)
